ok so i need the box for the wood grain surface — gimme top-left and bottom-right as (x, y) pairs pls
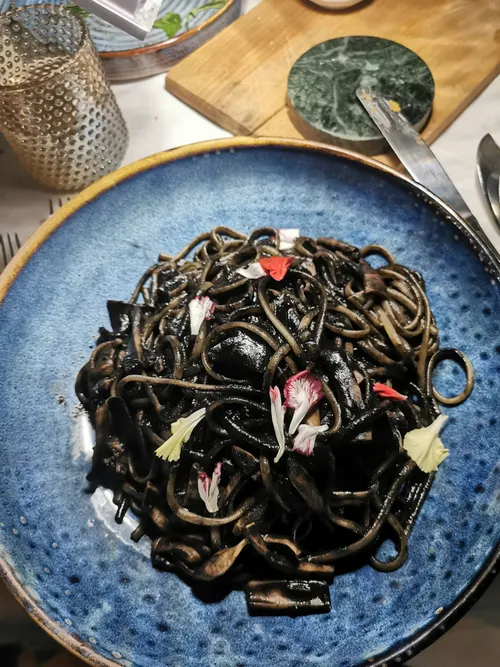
(166, 0), (500, 165)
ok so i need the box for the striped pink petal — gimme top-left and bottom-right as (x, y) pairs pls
(292, 424), (328, 456)
(198, 462), (222, 513)
(210, 462), (222, 497)
(284, 371), (324, 434)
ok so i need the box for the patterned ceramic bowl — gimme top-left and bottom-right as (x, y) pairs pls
(0, 0), (242, 81)
(0, 138), (499, 667)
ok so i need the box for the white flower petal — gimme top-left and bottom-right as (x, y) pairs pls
(189, 296), (215, 335)
(289, 400), (311, 435)
(236, 263), (267, 279)
(155, 408), (206, 461)
(403, 415), (449, 473)
(210, 461), (222, 498)
(284, 371), (324, 434)
(277, 228), (300, 251)
(292, 424), (328, 456)
(198, 472), (211, 500)
(269, 386), (286, 463)
(198, 461), (222, 514)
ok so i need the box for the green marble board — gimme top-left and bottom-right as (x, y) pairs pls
(287, 36), (435, 155)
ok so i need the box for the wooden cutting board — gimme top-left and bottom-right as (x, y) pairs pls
(166, 0), (500, 167)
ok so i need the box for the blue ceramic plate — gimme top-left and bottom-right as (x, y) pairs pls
(0, 0), (229, 51)
(0, 138), (499, 667)
(0, 1), (242, 80)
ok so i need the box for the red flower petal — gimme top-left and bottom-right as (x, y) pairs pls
(259, 256), (292, 281)
(373, 382), (407, 401)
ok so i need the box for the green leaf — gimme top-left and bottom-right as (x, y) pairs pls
(66, 3), (90, 18)
(153, 12), (182, 39)
(185, 1), (226, 29)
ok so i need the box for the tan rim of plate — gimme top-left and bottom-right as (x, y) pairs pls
(0, 136), (484, 667)
(100, 0), (238, 59)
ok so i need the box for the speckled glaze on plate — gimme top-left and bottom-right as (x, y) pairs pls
(0, 0), (242, 81)
(0, 138), (499, 667)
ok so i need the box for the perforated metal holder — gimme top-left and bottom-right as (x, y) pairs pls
(0, 5), (128, 191)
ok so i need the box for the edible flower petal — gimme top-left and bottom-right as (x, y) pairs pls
(236, 263), (267, 279)
(236, 257), (293, 281)
(269, 386), (286, 463)
(284, 371), (324, 434)
(373, 382), (407, 401)
(276, 228), (300, 251)
(403, 415), (449, 473)
(198, 462), (222, 513)
(259, 256), (292, 281)
(292, 424), (328, 456)
(189, 296), (215, 335)
(155, 407), (206, 462)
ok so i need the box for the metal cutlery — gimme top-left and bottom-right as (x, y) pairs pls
(0, 232), (21, 274)
(477, 133), (500, 230)
(357, 87), (500, 266)
(0, 197), (73, 275)
(48, 195), (73, 218)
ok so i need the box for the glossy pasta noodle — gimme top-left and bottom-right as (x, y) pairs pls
(76, 228), (474, 614)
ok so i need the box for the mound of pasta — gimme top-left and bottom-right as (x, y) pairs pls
(76, 228), (473, 614)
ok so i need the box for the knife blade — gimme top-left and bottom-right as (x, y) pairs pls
(356, 87), (499, 265)
(477, 133), (500, 230)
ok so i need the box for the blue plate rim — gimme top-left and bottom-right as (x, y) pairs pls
(0, 136), (499, 667)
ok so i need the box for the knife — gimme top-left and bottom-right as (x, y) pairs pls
(477, 133), (500, 231)
(356, 87), (500, 265)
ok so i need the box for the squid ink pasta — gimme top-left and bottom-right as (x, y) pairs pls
(76, 228), (474, 614)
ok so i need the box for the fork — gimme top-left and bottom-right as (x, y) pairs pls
(0, 196), (73, 274)
(0, 232), (21, 274)
(48, 195), (73, 217)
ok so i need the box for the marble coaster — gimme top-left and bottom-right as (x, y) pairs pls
(287, 36), (435, 155)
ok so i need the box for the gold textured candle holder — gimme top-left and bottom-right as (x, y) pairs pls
(0, 5), (128, 191)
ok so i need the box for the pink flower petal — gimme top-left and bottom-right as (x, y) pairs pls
(210, 462), (222, 497)
(236, 263), (267, 279)
(189, 296), (215, 335)
(292, 424), (328, 456)
(284, 371), (324, 434)
(269, 386), (286, 463)
(198, 471), (210, 498)
(197, 465), (222, 514)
